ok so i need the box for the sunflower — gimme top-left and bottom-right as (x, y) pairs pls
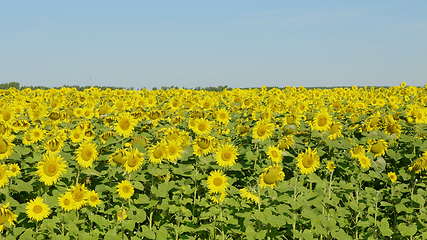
(87, 190), (102, 207)
(165, 141), (183, 163)
(148, 143), (168, 164)
(0, 203), (17, 232)
(193, 136), (215, 157)
(368, 139), (388, 157)
(116, 113), (137, 137)
(37, 152), (67, 186)
(69, 127), (85, 143)
(409, 153), (427, 173)
(58, 192), (74, 211)
(192, 118), (212, 135)
(210, 191), (227, 204)
(266, 146), (282, 163)
(387, 172), (397, 183)
(0, 136), (14, 160)
(69, 184), (89, 210)
(328, 122), (342, 140)
(117, 180), (134, 200)
(278, 135), (295, 150)
(117, 209), (128, 221)
(215, 143), (238, 167)
(109, 148), (128, 166)
(296, 148), (320, 174)
(350, 145), (365, 159)
(76, 141), (98, 168)
(239, 188), (260, 204)
(123, 148), (144, 173)
(259, 165), (285, 188)
(326, 160), (336, 172)
(207, 170), (228, 194)
(7, 163), (20, 177)
(215, 109), (230, 124)
(44, 137), (63, 153)
(252, 120), (275, 141)
(311, 109), (332, 131)
(29, 127), (45, 143)
(358, 155), (371, 169)
(26, 197), (50, 221)
(0, 164), (10, 188)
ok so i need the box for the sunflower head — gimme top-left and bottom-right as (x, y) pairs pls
(117, 180), (134, 200)
(37, 152), (67, 186)
(207, 170), (228, 194)
(215, 143), (238, 167)
(387, 172), (397, 183)
(0, 203), (17, 231)
(259, 165), (285, 188)
(58, 192), (75, 211)
(26, 197), (50, 221)
(296, 148), (320, 174)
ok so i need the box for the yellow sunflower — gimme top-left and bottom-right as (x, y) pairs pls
(123, 148), (144, 173)
(117, 180), (134, 200)
(252, 120), (275, 141)
(37, 152), (67, 186)
(210, 191), (227, 204)
(311, 109), (332, 131)
(296, 148), (320, 174)
(0, 164), (10, 188)
(368, 139), (388, 157)
(326, 160), (336, 172)
(278, 135), (295, 150)
(328, 122), (342, 140)
(215, 109), (230, 124)
(115, 113), (137, 137)
(207, 170), (228, 194)
(387, 172), (397, 183)
(58, 192), (74, 211)
(192, 118), (212, 135)
(87, 190), (102, 207)
(69, 127), (85, 143)
(44, 137), (64, 153)
(109, 148), (128, 166)
(239, 188), (260, 204)
(215, 143), (238, 167)
(7, 163), (21, 177)
(165, 141), (183, 163)
(76, 141), (98, 168)
(26, 197), (50, 221)
(0, 203), (17, 232)
(0, 136), (14, 160)
(193, 136), (215, 157)
(69, 184), (89, 210)
(148, 142), (168, 164)
(259, 165), (285, 188)
(117, 209), (128, 221)
(358, 155), (371, 169)
(266, 146), (282, 163)
(350, 145), (365, 159)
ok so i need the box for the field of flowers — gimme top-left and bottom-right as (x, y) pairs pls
(0, 84), (426, 239)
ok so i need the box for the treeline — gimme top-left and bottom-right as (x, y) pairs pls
(0, 82), (232, 91)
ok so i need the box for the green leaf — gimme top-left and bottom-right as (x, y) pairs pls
(141, 226), (156, 239)
(378, 218), (393, 237)
(412, 194), (425, 207)
(397, 223), (417, 237)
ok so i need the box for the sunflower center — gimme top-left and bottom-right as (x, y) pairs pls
(318, 116), (328, 127)
(263, 169), (280, 185)
(33, 205), (43, 214)
(44, 162), (58, 177)
(81, 148), (93, 161)
(127, 157), (138, 167)
(90, 195), (98, 202)
(198, 139), (210, 149)
(153, 148), (163, 159)
(168, 146), (178, 155)
(257, 127), (266, 137)
(119, 118), (131, 130)
(0, 214), (8, 224)
(72, 190), (85, 202)
(63, 198), (71, 206)
(221, 152), (232, 161)
(213, 177), (223, 186)
(0, 138), (8, 154)
(371, 143), (384, 154)
(122, 185), (131, 193)
(302, 156), (314, 168)
(197, 122), (207, 132)
(2, 112), (11, 121)
(271, 151), (279, 158)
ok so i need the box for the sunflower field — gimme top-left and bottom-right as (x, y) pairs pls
(0, 84), (426, 239)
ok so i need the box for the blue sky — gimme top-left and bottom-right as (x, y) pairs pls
(0, 1), (426, 88)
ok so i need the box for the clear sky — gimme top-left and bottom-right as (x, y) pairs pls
(0, 1), (426, 88)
